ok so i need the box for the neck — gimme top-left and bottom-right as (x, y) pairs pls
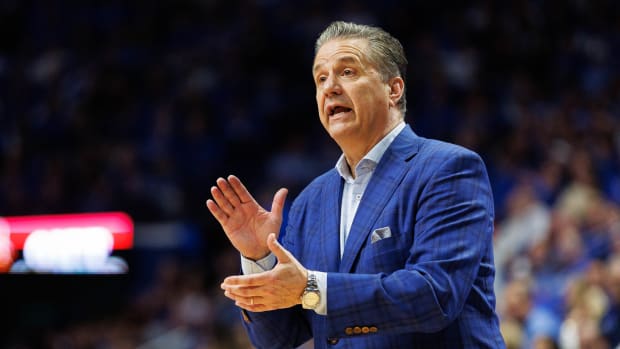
(341, 142), (375, 178)
(340, 118), (403, 178)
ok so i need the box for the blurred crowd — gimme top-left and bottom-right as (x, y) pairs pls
(1, 0), (620, 348)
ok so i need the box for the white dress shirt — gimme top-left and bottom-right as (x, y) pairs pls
(241, 122), (406, 315)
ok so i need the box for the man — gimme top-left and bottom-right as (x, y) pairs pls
(207, 21), (505, 348)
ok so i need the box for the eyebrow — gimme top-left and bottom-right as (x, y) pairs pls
(312, 55), (359, 75)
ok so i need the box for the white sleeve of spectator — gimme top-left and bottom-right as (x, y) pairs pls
(240, 253), (277, 274)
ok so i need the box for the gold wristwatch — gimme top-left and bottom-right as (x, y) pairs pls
(301, 272), (320, 309)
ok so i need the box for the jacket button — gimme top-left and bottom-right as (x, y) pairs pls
(327, 338), (339, 345)
(345, 327), (353, 335)
(362, 326), (370, 334)
(353, 326), (362, 334)
(370, 326), (378, 333)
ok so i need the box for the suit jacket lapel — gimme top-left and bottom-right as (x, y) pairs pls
(319, 170), (342, 272)
(339, 125), (420, 273)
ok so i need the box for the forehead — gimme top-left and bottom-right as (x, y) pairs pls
(313, 38), (371, 72)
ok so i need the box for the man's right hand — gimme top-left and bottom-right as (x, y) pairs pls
(206, 175), (288, 260)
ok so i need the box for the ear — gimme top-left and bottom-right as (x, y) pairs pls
(387, 77), (404, 108)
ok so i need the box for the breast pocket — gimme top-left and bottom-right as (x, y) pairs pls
(362, 232), (407, 273)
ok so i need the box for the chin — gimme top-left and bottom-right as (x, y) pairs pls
(327, 125), (356, 142)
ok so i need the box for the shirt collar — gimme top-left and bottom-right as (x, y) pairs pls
(336, 122), (406, 180)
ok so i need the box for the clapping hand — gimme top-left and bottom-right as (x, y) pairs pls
(206, 175), (288, 260)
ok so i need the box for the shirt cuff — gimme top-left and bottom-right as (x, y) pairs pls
(313, 270), (327, 315)
(240, 253), (277, 274)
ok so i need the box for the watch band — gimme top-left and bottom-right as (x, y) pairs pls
(307, 273), (318, 288)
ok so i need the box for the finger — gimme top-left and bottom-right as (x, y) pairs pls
(236, 300), (270, 312)
(223, 286), (290, 312)
(224, 288), (261, 304)
(210, 184), (235, 215)
(225, 291), (257, 311)
(267, 233), (290, 263)
(205, 199), (228, 224)
(217, 176), (243, 207)
(271, 188), (289, 218)
(228, 175), (255, 205)
(223, 273), (270, 287)
(235, 296), (287, 313)
(232, 294), (278, 312)
(221, 283), (262, 297)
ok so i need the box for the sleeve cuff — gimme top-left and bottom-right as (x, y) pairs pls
(240, 253), (277, 274)
(313, 270), (327, 315)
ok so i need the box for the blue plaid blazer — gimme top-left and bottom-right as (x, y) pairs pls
(242, 125), (506, 348)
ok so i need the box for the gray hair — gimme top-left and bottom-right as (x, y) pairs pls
(315, 21), (408, 114)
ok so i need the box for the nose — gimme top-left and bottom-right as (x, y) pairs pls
(322, 74), (341, 97)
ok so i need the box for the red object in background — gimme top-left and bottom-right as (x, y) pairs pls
(3, 212), (134, 251)
(0, 235), (15, 272)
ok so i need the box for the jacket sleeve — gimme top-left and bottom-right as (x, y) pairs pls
(325, 149), (496, 337)
(241, 306), (312, 349)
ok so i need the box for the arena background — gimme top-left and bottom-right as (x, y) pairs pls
(1, 1), (620, 348)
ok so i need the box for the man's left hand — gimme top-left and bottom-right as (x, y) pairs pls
(221, 233), (307, 312)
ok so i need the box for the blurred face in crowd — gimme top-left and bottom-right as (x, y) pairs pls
(503, 280), (531, 321)
(313, 38), (403, 157)
(609, 257), (620, 302)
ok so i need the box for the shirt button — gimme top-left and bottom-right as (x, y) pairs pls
(355, 194), (362, 200)
(327, 338), (339, 345)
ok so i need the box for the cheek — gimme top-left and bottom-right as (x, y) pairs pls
(316, 95), (324, 116)
(360, 87), (389, 110)
(353, 89), (380, 111)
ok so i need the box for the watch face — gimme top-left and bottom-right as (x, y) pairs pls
(304, 291), (320, 306)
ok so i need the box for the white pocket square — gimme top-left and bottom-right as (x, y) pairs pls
(371, 227), (392, 244)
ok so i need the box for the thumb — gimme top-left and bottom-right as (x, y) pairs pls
(267, 233), (290, 263)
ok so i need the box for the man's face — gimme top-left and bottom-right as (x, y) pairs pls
(313, 38), (395, 148)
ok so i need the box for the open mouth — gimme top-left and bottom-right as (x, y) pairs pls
(328, 106), (352, 117)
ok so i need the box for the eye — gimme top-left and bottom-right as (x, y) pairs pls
(343, 68), (354, 76)
(316, 75), (327, 84)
